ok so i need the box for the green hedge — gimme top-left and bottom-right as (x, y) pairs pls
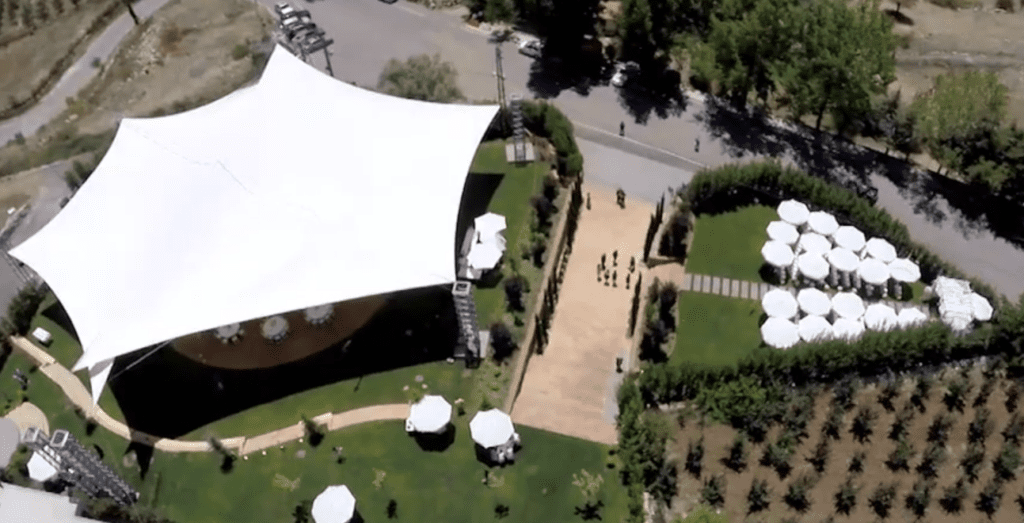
(521, 100), (584, 178)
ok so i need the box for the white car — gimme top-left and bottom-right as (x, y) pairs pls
(274, 2), (295, 18)
(611, 62), (640, 87)
(518, 39), (543, 59)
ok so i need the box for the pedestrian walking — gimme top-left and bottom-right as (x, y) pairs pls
(629, 256), (635, 273)
(694, 137), (700, 153)
(613, 270), (618, 287)
(613, 250), (618, 266)
(604, 271), (610, 286)
(619, 121), (625, 136)
(597, 263), (602, 281)
(586, 192), (591, 210)
(601, 253), (606, 269)
(626, 272), (631, 289)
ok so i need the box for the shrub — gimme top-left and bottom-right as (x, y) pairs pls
(701, 474), (726, 508)
(695, 375), (768, 427)
(974, 377), (996, 408)
(994, 441), (1021, 481)
(911, 375), (935, 411)
(886, 438), (914, 472)
(530, 194), (555, 230)
(822, 405), (844, 440)
(943, 376), (971, 412)
(747, 478), (770, 513)
(542, 175), (560, 202)
(4, 283), (46, 335)
(905, 479), (933, 518)
(939, 477), (969, 514)
(917, 441), (946, 479)
(834, 477), (859, 515)
(685, 436), (704, 477)
(503, 275), (527, 312)
(849, 450), (866, 474)
(1006, 382), (1021, 413)
(968, 407), (993, 444)
(831, 379), (860, 412)
(658, 207), (692, 258)
(1003, 412), (1024, 445)
(878, 378), (901, 412)
(927, 411), (954, 444)
(761, 437), (793, 479)
(806, 438), (830, 474)
(961, 443), (985, 482)
(489, 322), (516, 362)
(889, 406), (914, 441)
(723, 433), (748, 472)
(783, 473), (814, 512)
(975, 479), (1004, 517)
(868, 482), (898, 518)
(850, 406), (877, 443)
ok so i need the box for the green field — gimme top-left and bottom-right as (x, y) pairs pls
(686, 205), (778, 282)
(672, 291), (765, 367)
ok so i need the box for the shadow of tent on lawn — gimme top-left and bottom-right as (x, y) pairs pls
(410, 423), (456, 452)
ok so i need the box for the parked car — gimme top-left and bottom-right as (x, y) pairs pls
(274, 2), (295, 18)
(518, 39), (543, 59)
(611, 61), (640, 87)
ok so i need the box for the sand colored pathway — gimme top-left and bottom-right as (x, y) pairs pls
(511, 183), (654, 446)
(4, 402), (50, 437)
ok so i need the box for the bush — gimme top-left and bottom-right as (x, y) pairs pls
(968, 407), (993, 444)
(961, 443), (985, 482)
(783, 473), (814, 512)
(889, 406), (914, 441)
(503, 275), (528, 312)
(723, 433), (748, 472)
(1003, 412), (1024, 445)
(939, 477), (969, 514)
(878, 378), (901, 412)
(489, 322), (516, 362)
(530, 194), (555, 230)
(747, 478), (770, 513)
(886, 438), (913, 472)
(4, 283), (46, 335)
(834, 477), (859, 514)
(807, 438), (830, 473)
(905, 479), (933, 518)
(975, 479), (1004, 517)
(928, 411), (955, 444)
(850, 406), (877, 443)
(685, 436), (704, 477)
(701, 474), (726, 508)
(695, 374), (768, 427)
(917, 441), (947, 479)
(849, 450), (866, 474)
(994, 441), (1021, 481)
(868, 482), (898, 518)
(943, 376), (972, 412)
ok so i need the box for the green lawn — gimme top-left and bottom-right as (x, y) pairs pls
(672, 292), (765, 367)
(686, 205), (778, 282)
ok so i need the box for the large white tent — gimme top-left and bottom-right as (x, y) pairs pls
(7, 45), (500, 391)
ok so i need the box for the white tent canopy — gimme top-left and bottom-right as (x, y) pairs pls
(474, 212), (507, 240)
(27, 453), (58, 482)
(832, 318), (865, 340)
(761, 317), (801, 349)
(313, 485), (356, 523)
(406, 395), (453, 434)
(798, 315), (833, 343)
(831, 292), (865, 320)
(888, 258), (921, 283)
(807, 211), (839, 236)
(762, 288), (798, 319)
(971, 293), (994, 321)
(468, 241), (504, 271)
(797, 233), (832, 255)
(761, 241), (795, 268)
(777, 200), (810, 226)
(0, 418), (19, 469)
(934, 276), (975, 331)
(864, 238), (897, 263)
(797, 288), (832, 316)
(897, 308), (928, 328)
(8, 45), (500, 376)
(826, 247), (859, 273)
(766, 221), (799, 245)
(797, 253), (829, 281)
(858, 258), (890, 285)
(833, 226), (866, 253)
(88, 358), (114, 405)
(470, 409), (515, 448)
(864, 303), (898, 331)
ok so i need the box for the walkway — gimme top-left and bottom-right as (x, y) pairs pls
(8, 336), (408, 455)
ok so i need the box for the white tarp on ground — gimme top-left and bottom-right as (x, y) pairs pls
(761, 317), (801, 349)
(313, 485), (356, 523)
(406, 395), (453, 434)
(807, 211), (839, 237)
(797, 288), (832, 316)
(798, 315), (833, 342)
(864, 303), (898, 332)
(470, 409), (515, 448)
(762, 288), (798, 319)
(777, 200), (810, 226)
(766, 221), (799, 245)
(27, 452), (58, 482)
(8, 45), (500, 375)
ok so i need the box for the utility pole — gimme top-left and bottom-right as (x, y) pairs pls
(493, 45), (508, 135)
(323, 47), (334, 77)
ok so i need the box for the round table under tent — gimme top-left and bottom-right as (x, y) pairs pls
(826, 247), (860, 289)
(797, 233), (832, 256)
(0, 418), (19, 469)
(831, 292), (865, 321)
(313, 485), (356, 523)
(864, 238), (897, 263)
(864, 303), (898, 332)
(972, 293), (994, 322)
(797, 253), (829, 286)
(767, 221), (799, 245)
(304, 304), (335, 326)
(832, 317), (866, 341)
(797, 288), (832, 317)
(261, 315), (290, 343)
(761, 317), (801, 349)
(777, 200), (810, 227)
(762, 288), (798, 319)
(798, 315), (833, 343)
(857, 258), (891, 298)
(27, 451), (59, 482)
(897, 308), (928, 328)
(213, 323), (243, 344)
(761, 241), (795, 282)
(807, 211), (839, 237)
(833, 226), (866, 254)
(406, 395), (453, 434)
(888, 258), (921, 300)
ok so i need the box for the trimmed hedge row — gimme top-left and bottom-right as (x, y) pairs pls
(685, 161), (1002, 306)
(520, 100), (584, 178)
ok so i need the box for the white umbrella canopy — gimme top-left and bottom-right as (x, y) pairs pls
(313, 485), (356, 523)
(27, 452), (58, 482)
(470, 409), (515, 448)
(0, 418), (18, 469)
(858, 258), (890, 285)
(864, 303), (898, 331)
(797, 253), (829, 281)
(832, 317), (866, 341)
(897, 308), (928, 328)
(762, 288), (799, 319)
(888, 258), (921, 283)
(407, 395), (453, 433)
(864, 238), (897, 263)
(798, 315), (833, 342)
(474, 212), (507, 238)
(807, 211), (840, 236)
(826, 247), (860, 273)
(761, 317), (801, 349)
(797, 288), (832, 316)
(834, 226), (866, 253)
(468, 241), (503, 270)
(971, 293), (994, 321)
(766, 221), (799, 245)
(761, 241), (795, 268)
(797, 233), (832, 255)
(778, 200), (810, 226)
(831, 292), (865, 319)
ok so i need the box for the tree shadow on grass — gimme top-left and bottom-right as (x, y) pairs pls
(125, 440), (153, 481)
(574, 500), (604, 520)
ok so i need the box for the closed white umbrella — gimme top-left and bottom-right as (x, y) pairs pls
(971, 293), (993, 321)
(762, 288), (798, 319)
(834, 226), (866, 253)
(807, 211), (839, 236)
(761, 241), (795, 268)
(313, 485), (356, 523)
(797, 253), (829, 281)
(474, 212), (507, 239)
(470, 409), (515, 448)
(832, 317), (866, 340)
(826, 247), (860, 273)
(767, 221), (799, 245)
(831, 292), (865, 319)
(864, 238), (897, 263)
(468, 241), (503, 270)
(888, 258), (921, 283)
(797, 233), (832, 255)
(864, 303), (898, 331)
(406, 395), (453, 434)
(857, 258), (890, 285)
(897, 308), (928, 328)
(777, 200), (810, 226)
(761, 317), (801, 349)
(797, 288), (832, 316)
(27, 452), (58, 482)
(798, 315), (833, 342)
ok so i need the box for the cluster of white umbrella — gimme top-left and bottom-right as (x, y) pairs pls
(932, 276), (992, 331)
(467, 213), (507, 272)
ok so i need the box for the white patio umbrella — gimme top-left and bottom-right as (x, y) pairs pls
(797, 233), (832, 255)
(888, 258), (921, 283)
(834, 226), (866, 253)
(831, 292), (865, 320)
(470, 409), (516, 448)
(761, 317), (801, 349)
(864, 303), (898, 332)
(807, 211), (840, 237)
(27, 452), (58, 482)
(406, 395), (453, 434)
(864, 238), (897, 263)
(797, 288), (832, 316)
(777, 200), (810, 226)
(857, 258), (890, 286)
(797, 253), (829, 281)
(832, 317), (866, 341)
(766, 221), (799, 245)
(761, 241), (795, 268)
(798, 315), (833, 342)
(312, 485), (356, 523)
(468, 241), (503, 270)
(897, 308), (928, 328)
(474, 212), (507, 239)
(762, 288), (798, 319)
(971, 293), (994, 322)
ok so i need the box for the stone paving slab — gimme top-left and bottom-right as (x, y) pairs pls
(731, 279), (740, 297)
(702, 275), (710, 293)
(683, 273), (692, 291)
(741, 280), (751, 299)
(713, 277), (722, 295)
(720, 278), (730, 296)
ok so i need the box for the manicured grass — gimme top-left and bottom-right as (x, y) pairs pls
(672, 292), (764, 367)
(686, 205), (778, 282)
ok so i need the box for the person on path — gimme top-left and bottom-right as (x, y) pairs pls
(629, 256), (635, 272)
(613, 270), (617, 287)
(586, 192), (591, 210)
(597, 263), (602, 281)
(694, 137), (700, 152)
(604, 271), (610, 285)
(613, 250), (618, 266)
(601, 253), (606, 269)
(619, 121), (625, 136)
(626, 272), (631, 289)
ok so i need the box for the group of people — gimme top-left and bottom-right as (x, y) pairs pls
(597, 251), (637, 289)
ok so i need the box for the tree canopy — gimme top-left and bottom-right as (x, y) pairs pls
(910, 71), (1009, 151)
(376, 54), (465, 103)
(618, 0), (655, 63)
